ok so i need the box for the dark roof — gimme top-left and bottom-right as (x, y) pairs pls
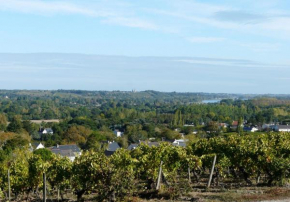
(147, 142), (160, 147)
(51, 149), (75, 157)
(172, 142), (186, 147)
(107, 142), (120, 151)
(243, 127), (254, 131)
(50, 144), (81, 153)
(277, 125), (290, 129)
(127, 143), (139, 150)
(104, 150), (115, 156)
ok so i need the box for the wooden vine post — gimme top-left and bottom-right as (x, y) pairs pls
(207, 155), (217, 188)
(43, 173), (46, 202)
(156, 161), (163, 190)
(8, 169), (11, 202)
(57, 187), (60, 202)
(188, 166), (191, 183)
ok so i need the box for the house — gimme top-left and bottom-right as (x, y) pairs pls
(243, 126), (259, 132)
(50, 144), (81, 161)
(172, 139), (186, 147)
(30, 142), (45, 150)
(100, 141), (121, 156)
(230, 121), (239, 130)
(183, 124), (194, 127)
(127, 139), (186, 150)
(179, 133), (185, 138)
(127, 141), (160, 150)
(219, 123), (229, 129)
(139, 140), (160, 147)
(107, 141), (121, 151)
(230, 121), (243, 130)
(147, 142), (160, 147)
(40, 128), (54, 135)
(102, 141), (121, 156)
(262, 124), (275, 131)
(274, 125), (290, 132)
(113, 130), (124, 137)
(127, 143), (139, 150)
(192, 130), (198, 134)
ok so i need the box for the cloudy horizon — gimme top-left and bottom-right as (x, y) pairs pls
(0, 53), (289, 94)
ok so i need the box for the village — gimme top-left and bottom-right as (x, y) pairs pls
(29, 120), (290, 162)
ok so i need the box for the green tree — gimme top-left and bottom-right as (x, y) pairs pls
(0, 113), (7, 131)
(160, 129), (181, 140)
(83, 131), (106, 150)
(2, 135), (29, 154)
(33, 148), (53, 162)
(237, 117), (244, 135)
(63, 125), (92, 145)
(7, 116), (23, 133)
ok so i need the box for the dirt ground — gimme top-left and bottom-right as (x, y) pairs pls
(136, 187), (290, 202)
(6, 186), (290, 201)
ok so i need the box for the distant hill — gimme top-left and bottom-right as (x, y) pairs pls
(0, 89), (255, 103)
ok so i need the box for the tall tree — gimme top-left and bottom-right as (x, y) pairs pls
(7, 116), (23, 133)
(0, 113), (7, 131)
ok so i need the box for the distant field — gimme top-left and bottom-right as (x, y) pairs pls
(30, 119), (60, 124)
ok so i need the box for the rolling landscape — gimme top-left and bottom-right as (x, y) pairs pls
(1, 0), (290, 201)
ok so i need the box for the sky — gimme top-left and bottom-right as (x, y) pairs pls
(0, 0), (290, 93)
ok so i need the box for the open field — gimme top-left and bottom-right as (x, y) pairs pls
(30, 119), (60, 124)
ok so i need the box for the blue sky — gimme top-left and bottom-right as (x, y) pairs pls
(0, 0), (290, 93)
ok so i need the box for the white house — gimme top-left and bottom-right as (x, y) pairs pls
(183, 124), (195, 127)
(172, 139), (187, 147)
(30, 142), (45, 150)
(243, 126), (259, 132)
(50, 144), (81, 161)
(113, 130), (123, 137)
(41, 128), (54, 135)
(274, 125), (290, 132)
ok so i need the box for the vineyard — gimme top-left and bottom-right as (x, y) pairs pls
(1, 132), (290, 201)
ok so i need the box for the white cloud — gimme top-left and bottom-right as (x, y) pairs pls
(260, 17), (290, 31)
(0, 0), (104, 16)
(174, 58), (284, 69)
(1, 0), (290, 44)
(0, 0), (157, 30)
(101, 17), (158, 30)
(187, 37), (224, 43)
(148, 0), (290, 40)
(236, 42), (281, 52)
